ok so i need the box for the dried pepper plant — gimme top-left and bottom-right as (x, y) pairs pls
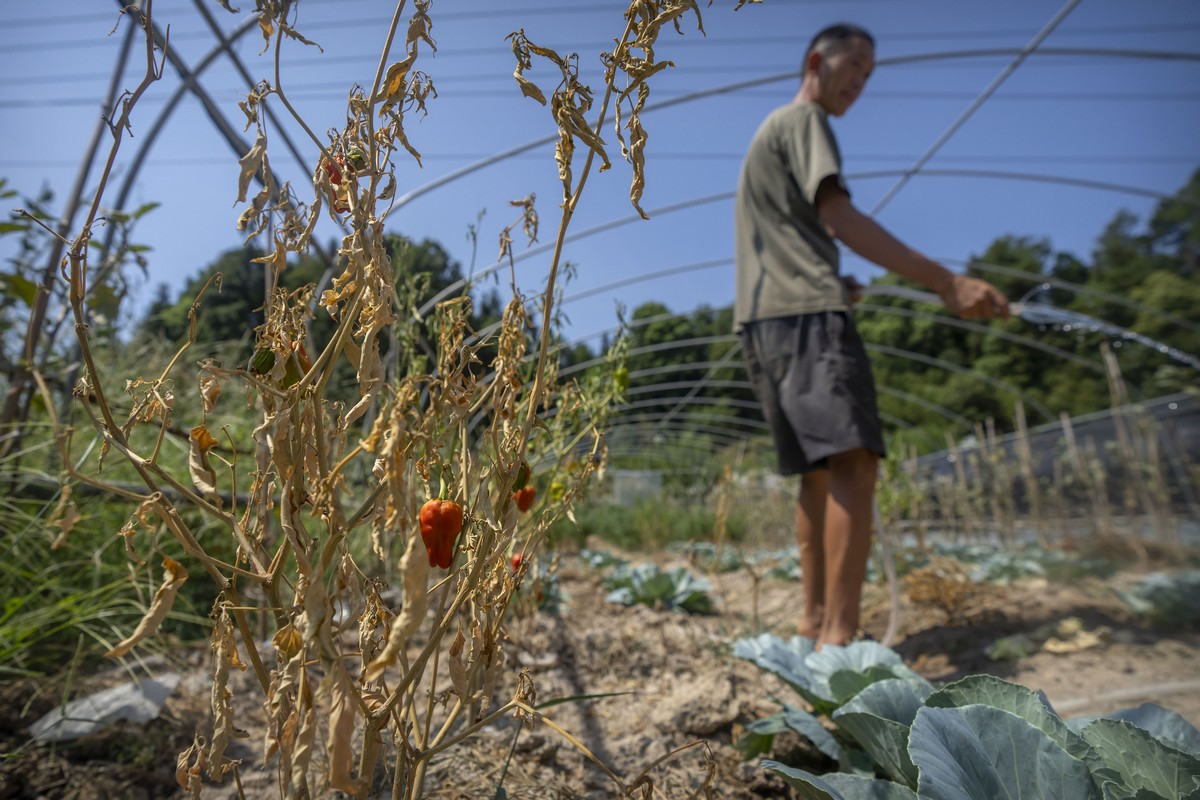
(35, 0), (727, 797)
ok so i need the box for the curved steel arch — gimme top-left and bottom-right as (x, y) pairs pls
(605, 425), (745, 452)
(864, 342), (1054, 420)
(102, 13), (263, 252)
(417, 165), (1179, 319)
(624, 377), (969, 427)
(622, 379), (749, 397)
(552, 330), (1052, 420)
(616, 376), (973, 429)
(855, 302), (1107, 377)
(605, 409), (771, 433)
(418, 192), (732, 316)
(394, 45), (1200, 213)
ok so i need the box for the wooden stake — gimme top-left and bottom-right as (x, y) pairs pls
(1013, 400), (1049, 547)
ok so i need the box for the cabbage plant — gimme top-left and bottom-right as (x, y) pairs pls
(735, 633), (1200, 799)
(603, 563), (714, 614)
(1118, 570), (1200, 628)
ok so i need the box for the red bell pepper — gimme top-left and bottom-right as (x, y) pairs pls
(419, 498), (463, 569)
(513, 486), (536, 513)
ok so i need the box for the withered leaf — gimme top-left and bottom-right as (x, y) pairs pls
(374, 55), (416, 106)
(207, 611), (240, 780)
(198, 364), (221, 416)
(188, 425), (223, 505)
(175, 734), (206, 799)
(365, 538), (430, 682)
(289, 675), (316, 798)
(236, 130), (267, 204)
(48, 484), (81, 550)
(448, 629), (470, 700)
(105, 556), (189, 658)
(325, 667), (360, 794)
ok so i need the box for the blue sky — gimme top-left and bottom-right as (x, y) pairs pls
(2, 0), (1198, 346)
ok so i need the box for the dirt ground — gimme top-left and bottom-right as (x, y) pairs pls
(3, 539), (1198, 800)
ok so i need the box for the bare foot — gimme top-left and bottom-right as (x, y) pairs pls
(817, 627), (858, 649)
(797, 621), (822, 641)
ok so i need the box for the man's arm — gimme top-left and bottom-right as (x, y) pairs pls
(816, 181), (1010, 321)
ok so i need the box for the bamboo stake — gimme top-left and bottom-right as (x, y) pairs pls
(1061, 412), (1106, 539)
(905, 444), (927, 553)
(1013, 400), (1049, 547)
(1101, 344), (1157, 551)
(945, 431), (973, 542)
(986, 417), (1016, 546)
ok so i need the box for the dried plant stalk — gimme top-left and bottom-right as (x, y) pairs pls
(52, 2), (718, 798)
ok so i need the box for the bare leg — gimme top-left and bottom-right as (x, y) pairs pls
(796, 469), (829, 639)
(819, 448), (879, 648)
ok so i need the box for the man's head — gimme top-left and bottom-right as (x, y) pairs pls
(800, 24), (875, 117)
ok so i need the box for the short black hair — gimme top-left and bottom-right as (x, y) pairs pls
(803, 23), (875, 68)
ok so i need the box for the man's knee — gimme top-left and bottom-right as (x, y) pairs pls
(828, 447), (879, 474)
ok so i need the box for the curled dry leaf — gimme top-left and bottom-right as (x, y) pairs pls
(365, 537), (431, 682)
(376, 172), (396, 202)
(480, 633), (506, 718)
(358, 583), (394, 668)
(508, 29), (611, 202)
(273, 623), (303, 659)
(372, 0), (437, 165)
(263, 642), (304, 768)
(175, 734), (207, 800)
(105, 556), (189, 658)
(198, 360), (221, 416)
(514, 668), (538, 721)
(124, 376), (174, 425)
(606, 0), (708, 219)
(236, 130), (267, 204)
(48, 483), (81, 550)
(325, 667), (361, 795)
(288, 673), (317, 799)
(188, 424), (223, 506)
(374, 54), (418, 111)
(507, 28), (550, 105)
(254, 0), (322, 55)
(448, 628), (472, 702)
(207, 610), (245, 780)
(374, 0), (435, 108)
(116, 495), (164, 566)
(625, 109), (651, 219)
(238, 80), (270, 130)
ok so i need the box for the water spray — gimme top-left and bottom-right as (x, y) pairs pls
(862, 283), (1200, 372)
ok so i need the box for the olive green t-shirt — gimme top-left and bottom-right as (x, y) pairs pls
(734, 102), (849, 331)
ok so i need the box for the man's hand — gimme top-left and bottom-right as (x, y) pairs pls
(940, 274), (1010, 321)
(816, 181), (1011, 322)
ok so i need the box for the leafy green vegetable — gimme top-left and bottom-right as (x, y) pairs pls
(603, 563), (714, 614)
(909, 705), (1097, 800)
(1117, 570), (1200, 627)
(736, 704), (843, 762)
(763, 761), (917, 799)
(738, 637), (1200, 799)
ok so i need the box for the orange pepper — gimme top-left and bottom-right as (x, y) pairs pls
(419, 498), (463, 569)
(513, 486), (536, 513)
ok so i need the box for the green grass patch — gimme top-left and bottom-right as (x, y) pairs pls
(551, 499), (747, 551)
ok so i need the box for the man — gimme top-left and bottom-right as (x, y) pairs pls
(733, 23), (1009, 648)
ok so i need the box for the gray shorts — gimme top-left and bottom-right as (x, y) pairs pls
(741, 311), (885, 475)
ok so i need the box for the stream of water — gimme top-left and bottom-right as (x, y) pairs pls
(863, 283), (1200, 372)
